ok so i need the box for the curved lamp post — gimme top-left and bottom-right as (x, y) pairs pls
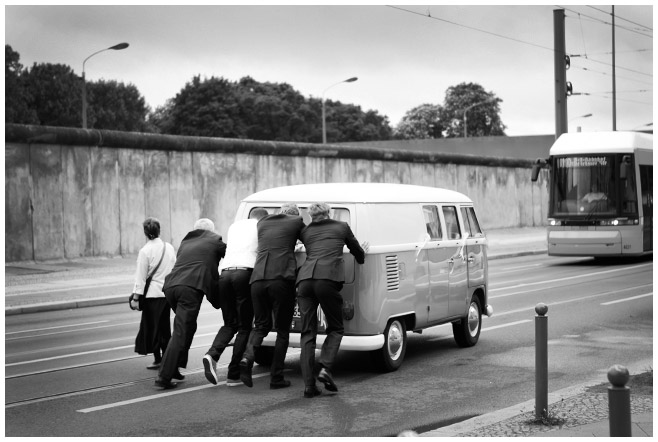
(82, 42), (129, 129)
(463, 98), (496, 138)
(569, 113), (592, 132)
(322, 77), (358, 144)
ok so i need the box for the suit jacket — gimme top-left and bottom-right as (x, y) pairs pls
(163, 229), (226, 306)
(296, 219), (365, 284)
(250, 214), (304, 283)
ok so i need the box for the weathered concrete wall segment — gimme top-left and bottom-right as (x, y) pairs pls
(5, 124), (548, 262)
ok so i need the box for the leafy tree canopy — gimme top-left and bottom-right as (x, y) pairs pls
(394, 103), (444, 140)
(442, 82), (506, 138)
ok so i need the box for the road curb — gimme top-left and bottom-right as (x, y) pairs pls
(5, 295), (126, 315)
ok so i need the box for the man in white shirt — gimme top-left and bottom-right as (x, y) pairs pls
(203, 207), (269, 386)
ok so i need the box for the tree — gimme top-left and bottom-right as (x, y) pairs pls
(21, 62), (82, 127)
(442, 82), (505, 138)
(394, 104), (444, 140)
(5, 45), (38, 124)
(87, 79), (149, 132)
(147, 99), (175, 134)
(166, 75), (241, 137)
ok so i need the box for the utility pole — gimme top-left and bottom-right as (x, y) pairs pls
(553, 9), (568, 139)
(612, 6), (617, 131)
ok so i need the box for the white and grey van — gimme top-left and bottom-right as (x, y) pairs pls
(235, 183), (492, 371)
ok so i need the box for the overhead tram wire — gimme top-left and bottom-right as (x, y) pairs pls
(557, 5), (653, 38)
(586, 5), (653, 32)
(386, 5), (554, 53)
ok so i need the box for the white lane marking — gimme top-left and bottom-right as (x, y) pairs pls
(489, 263), (651, 293)
(6, 333), (218, 367)
(77, 372), (272, 413)
(4, 321), (110, 336)
(483, 320), (531, 331)
(489, 284), (652, 300)
(6, 309), (221, 341)
(415, 320), (531, 342)
(601, 293), (653, 305)
(500, 263), (544, 271)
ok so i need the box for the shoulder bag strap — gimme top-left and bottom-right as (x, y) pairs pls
(148, 243), (167, 279)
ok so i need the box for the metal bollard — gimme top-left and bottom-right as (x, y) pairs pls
(535, 303), (548, 419)
(608, 364), (632, 437)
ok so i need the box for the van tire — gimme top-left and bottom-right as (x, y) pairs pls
(254, 346), (274, 366)
(372, 318), (407, 372)
(452, 295), (482, 348)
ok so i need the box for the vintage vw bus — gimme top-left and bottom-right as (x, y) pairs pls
(235, 183), (492, 371)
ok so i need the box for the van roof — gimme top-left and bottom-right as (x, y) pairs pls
(551, 131), (653, 155)
(242, 183), (473, 204)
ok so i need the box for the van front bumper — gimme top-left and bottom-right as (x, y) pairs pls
(262, 332), (385, 351)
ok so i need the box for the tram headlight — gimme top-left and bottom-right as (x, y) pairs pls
(599, 218), (638, 226)
(548, 218), (562, 226)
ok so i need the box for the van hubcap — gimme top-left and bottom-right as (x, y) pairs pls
(387, 322), (403, 360)
(467, 303), (480, 337)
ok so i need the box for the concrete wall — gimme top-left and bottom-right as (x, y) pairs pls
(5, 124), (549, 262)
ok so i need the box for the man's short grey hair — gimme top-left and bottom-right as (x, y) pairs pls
(280, 203), (299, 216)
(308, 202), (331, 222)
(194, 218), (215, 232)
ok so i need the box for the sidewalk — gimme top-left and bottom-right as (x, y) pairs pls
(4, 226), (653, 437)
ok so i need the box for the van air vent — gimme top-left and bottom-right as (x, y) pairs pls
(385, 255), (400, 291)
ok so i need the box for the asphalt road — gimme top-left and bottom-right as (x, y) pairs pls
(5, 253), (653, 437)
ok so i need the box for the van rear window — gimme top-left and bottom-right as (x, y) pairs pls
(249, 206), (350, 226)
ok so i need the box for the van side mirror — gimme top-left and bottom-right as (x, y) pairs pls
(620, 155), (631, 180)
(531, 158), (548, 182)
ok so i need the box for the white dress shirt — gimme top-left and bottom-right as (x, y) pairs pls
(133, 237), (177, 298)
(219, 218), (259, 270)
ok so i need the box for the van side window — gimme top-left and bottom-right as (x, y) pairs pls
(422, 205), (442, 240)
(442, 206), (461, 240)
(461, 207), (483, 237)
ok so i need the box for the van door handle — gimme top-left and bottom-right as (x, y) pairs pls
(467, 256), (475, 263)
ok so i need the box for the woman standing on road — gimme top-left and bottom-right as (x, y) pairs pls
(131, 217), (177, 370)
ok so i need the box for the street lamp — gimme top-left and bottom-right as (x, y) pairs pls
(463, 98), (495, 138)
(569, 113), (592, 132)
(82, 42), (129, 129)
(322, 76), (358, 144)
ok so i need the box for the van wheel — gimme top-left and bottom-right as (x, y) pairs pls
(371, 318), (407, 372)
(452, 295), (482, 348)
(254, 346), (274, 366)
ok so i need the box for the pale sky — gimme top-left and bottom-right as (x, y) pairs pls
(4, 4), (654, 136)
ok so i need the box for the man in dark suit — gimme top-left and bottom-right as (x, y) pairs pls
(296, 202), (367, 398)
(155, 218), (226, 389)
(239, 204), (304, 389)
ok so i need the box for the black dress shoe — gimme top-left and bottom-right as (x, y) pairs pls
(239, 358), (253, 388)
(317, 368), (338, 392)
(172, 371), (185, 381)
(270, 379), (291, 390)
(146, 362), (161, 370)
(303, 385), (322, 398)
(154, 377), (178, 390)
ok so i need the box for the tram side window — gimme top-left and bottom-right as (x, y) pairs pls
(640, 165), (653, 213)
(442, 206), (461, 240)
(621, 157), (638, 216)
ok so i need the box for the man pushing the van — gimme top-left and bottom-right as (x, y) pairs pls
(296, 202), (368, 398)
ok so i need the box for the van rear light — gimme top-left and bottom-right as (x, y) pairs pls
(385, 255), (400, 291)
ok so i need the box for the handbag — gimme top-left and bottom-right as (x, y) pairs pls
(129, 244), (167, 311)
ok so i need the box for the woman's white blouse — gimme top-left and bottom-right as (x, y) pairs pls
(133, 238), (176, 298)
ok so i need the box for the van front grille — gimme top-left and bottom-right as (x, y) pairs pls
(385, 255), (400, 291)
